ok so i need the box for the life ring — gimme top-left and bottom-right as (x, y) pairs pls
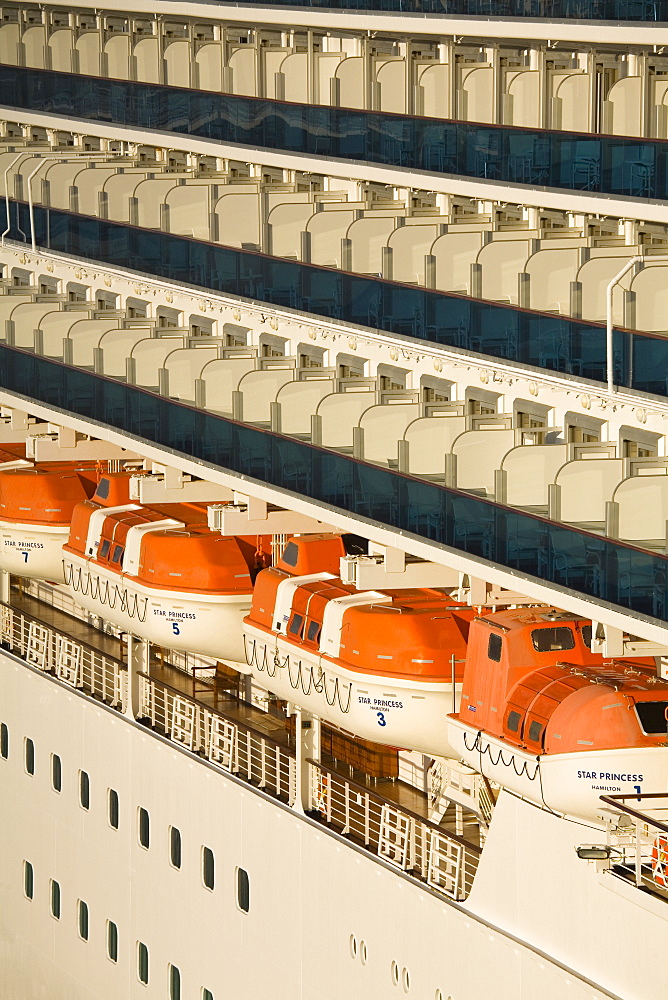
(651, 835), (668, 887)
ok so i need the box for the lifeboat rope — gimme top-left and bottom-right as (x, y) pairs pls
(64, 563), (148, 623)
(243, 636), (352, 713)
(463, 729), (540, 781)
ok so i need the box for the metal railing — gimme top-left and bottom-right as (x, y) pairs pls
(0, 597), (126, 709)
(602, 792), (668, 897)
(309, 758), (480, 899)
(1, 594), (482, 901)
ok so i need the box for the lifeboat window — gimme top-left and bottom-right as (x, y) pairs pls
(635, 702), (668, 734)
(23, 860), (33, 900)
(112, 545), (124, 565)
(96, 477), (110, 500)
(99, 539), (111, 560)
(507, 710), (521, 733)
(531, 627), (575, 652)
(282, 541), (299, 567)
(488, 634), (503, 662)
(1, 722), (8, 759)
(528, 720), (543, 744)
(306, 620), (320, 643)
(580, 624), (592, 649)
(288, 613), (304, 637)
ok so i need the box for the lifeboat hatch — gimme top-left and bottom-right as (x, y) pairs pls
(504, 666), (588, 752)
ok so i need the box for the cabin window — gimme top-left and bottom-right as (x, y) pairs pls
(202, 847), (215, 890)
(111, 545), (124, 565)
(138, 808), (150, 849)
(1, 722), (8, 759)
(79, 770), (90, 809)
(107, 921), (119, 962)
(96, 478), (111, 500)
(507, 710), (521, 733)
(635, 702), (668, 734)
(24, 860), (34, 900)
(169, 964), (181, 1000)
(281, 542), (298, 567)
(51, 754), (62, 792)
(137, 942), (149, 984)
(108, 788), (119, 829)
(170, 827), (182, 869)
(306, 621), (320, 643)
(78, 899), (89, 941)
(528, 720), (543, 744)
(50, 879), (61, 919)
(487, 634), (502, 662)
(25, 738), (34, 775)
(531, 627), (575, 652)
(99, 540), (111, 559)
(580, 624), (592, 649)
(288, 614), (304, 637)
(237, 867), (250, 912)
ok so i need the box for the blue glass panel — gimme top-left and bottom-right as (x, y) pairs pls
(0, 343), (666, 623)
(5, 66), (668, 200)
(5, 200), (668, 399)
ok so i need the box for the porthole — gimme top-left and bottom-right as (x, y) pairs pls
(360, 940), (368, 965)
(391, 961), (399, 986)
(402, 967), (411, 993)
(349, 935), (358, 959)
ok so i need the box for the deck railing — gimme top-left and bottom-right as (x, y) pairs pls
(601, 791), (668, 897)
(0, 597), (126, 709)
(0, 593), (482, 900)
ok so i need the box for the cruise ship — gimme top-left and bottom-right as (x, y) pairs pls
(2, 0), (668, 997)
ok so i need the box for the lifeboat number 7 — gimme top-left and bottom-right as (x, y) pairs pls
(21, 551), (29, 563)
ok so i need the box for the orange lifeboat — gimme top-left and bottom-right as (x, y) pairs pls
(0, 448), (100, 581)
(446, 608), (663, 821)
(62, 472), (271, 663)
(243, 534), (474, 752)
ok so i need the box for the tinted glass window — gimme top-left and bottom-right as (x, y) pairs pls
(138, 808), (150, 849)
(581, 624), (592, 649)
(96, 478), (110, 500)
(51, 754), (61, 792)
(488, 634), (502, 662)
(288, 614), (303, 637)
(507, 710), (521, 733)
(99, 539), (111, 559)
(25, 738), (34, 775)
(169, 965), (181, 1000)
(137, 942), (149, 984)
(112, 545), (124, 564)
(24, 860), (33, 900)
(528, 720), (543, 744)
(306, 621), (320, 643)
(636, 702), (668, 734)
(531, 627), (575, 652)
(237, 867), (250, 912)
(107, 921), (118, 963)
(79, 770), (90, 809)
(78, 900), (89, 941)
(50, 879), (60, 919)
(1, 722), (8, 759)
(170, 827), (182, 869)
(202, 990), (214, 1000)
(108, 788), (119, 829)
(202, 847), (214, 890)
(281, 542), (298, 567)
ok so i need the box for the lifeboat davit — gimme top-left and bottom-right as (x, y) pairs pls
(243, 535), (474, 753)
(446, 608), (664, 823)
(62, 472), (271, 664)
(0, 450), (99, 582)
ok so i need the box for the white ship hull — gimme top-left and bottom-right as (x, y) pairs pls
(244, 626), (461, 754)
(0, 522), (67, 582)
(1, 645), (663, 1000)
(448, 716), (665, 823)
(63, 553), (251, 665)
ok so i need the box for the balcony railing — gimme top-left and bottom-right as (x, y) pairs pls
(1, 341), (668, 624)
(3, 64), (668, 199)
(601, 792), (668, 899)
(6, 202), (668, 399)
